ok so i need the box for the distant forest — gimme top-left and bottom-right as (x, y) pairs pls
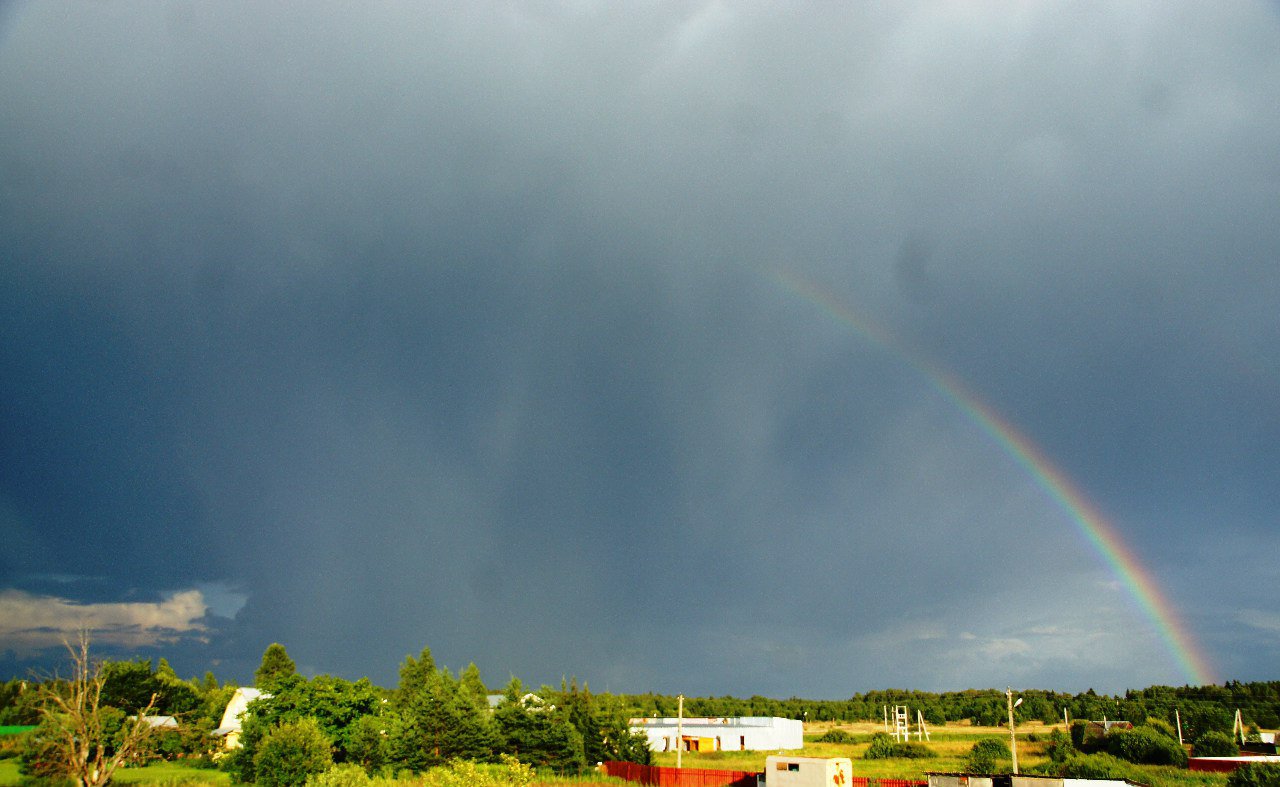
(614, 682), (1280, 737)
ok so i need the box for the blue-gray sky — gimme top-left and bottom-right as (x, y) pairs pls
(2, 1), (1278, 697)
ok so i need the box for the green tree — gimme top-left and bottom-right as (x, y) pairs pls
(345, 714), (389, 775)
(964, 738), (1010, 773)
(392, 662), (496, 770)
(256, 643), (297, 690)
(459, 663), (490, 712)
(1105, 726), (1187, 766)
(253, 717), (333, 787)
(1194, 730), (1239, 757)
(493, 679), (585, 772)
(224, 673), (382, 782)
(22, 634), (157, 787)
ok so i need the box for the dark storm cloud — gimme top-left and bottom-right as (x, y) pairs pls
(1, 1), (1278, 695)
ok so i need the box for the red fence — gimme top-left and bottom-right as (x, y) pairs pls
(602, 761), (758, 786)
(602, 762), (928, 787)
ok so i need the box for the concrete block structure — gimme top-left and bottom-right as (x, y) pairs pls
(630, 716), (803, 752)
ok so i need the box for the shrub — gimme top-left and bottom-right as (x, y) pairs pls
(1058, 753), (1132, 780)
(306, 763), (371, 787)
(1045, 728), (1075, 763)
(864, 733), (935, 760)
(964, 738), (1011, 774)
(1106, 726), (1188, 766)
(1144, 716), (1179, 739)
(1229, 764), (1280, 787)
(1194, 730), (1239, 757)
(419, 756), (534, 787)
(253, 718), (334, 787)
(816, 729), (854, 744)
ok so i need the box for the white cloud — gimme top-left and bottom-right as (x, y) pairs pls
(0, 589), (208, 654)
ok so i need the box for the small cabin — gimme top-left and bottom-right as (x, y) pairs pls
(760, 756), (852, 786)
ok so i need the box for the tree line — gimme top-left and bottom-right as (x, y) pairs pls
(7, 637), (1280, 786)
(614, 682), (1280, 740)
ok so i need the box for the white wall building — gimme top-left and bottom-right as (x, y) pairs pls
(629, 716), (803, 752)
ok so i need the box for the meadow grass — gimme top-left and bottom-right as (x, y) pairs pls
(650, 720), (1231, 787)
(108, 761), (230, 786)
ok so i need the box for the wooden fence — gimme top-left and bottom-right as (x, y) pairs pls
(602, 761), (757, 786)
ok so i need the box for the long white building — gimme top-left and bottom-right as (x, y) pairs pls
(629, 716), (803, 752)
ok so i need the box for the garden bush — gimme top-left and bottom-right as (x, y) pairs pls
(864, 733), (935, 760)
(419, 756), (534, 787)
(1058, 753), (1133, 780)
(305, 763), (371, 787)
(1194, 730), (1239, 757)
(1229, 764), (1280, 787)
(964, 738), (1011, 774)
(816, 729), (854, 744)
(252, 718), (333, 787)
(1106, 725), (1188, 766)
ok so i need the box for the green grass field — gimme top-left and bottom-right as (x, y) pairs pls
(649, 721), (1233, 787)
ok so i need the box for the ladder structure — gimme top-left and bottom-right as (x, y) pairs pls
(892, 705), (910, 742)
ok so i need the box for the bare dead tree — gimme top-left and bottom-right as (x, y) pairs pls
(35, 632), (157, 787)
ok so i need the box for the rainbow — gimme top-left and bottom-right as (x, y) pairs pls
(774, 268), (1216, 686)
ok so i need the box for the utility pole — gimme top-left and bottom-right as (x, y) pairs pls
(1007, 688), (1020, 775)
(676, 694), (685, 770)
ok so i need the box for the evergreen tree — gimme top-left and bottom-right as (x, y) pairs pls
(494, 678), (585, 773)
(255, 643), (297, 690)
(391, 648), (496, 771)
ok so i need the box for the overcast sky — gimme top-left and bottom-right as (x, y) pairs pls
(2, 1), (1278, 698)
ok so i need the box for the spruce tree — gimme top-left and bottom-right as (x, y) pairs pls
(254, 643), (296, 690)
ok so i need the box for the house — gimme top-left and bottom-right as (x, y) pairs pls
(629, 716), (802, 752)
(138, 715), (179, 729)
(212, 687), (269, 750)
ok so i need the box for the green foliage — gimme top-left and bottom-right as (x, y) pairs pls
(305, 762), (371, 787)
(18, 718), (65, 781)
(1229, 764), (1280, 787)
(392, 662), (497, 770)
(224, 674), (381, 782)
(255, 644), (298, 691)
(863, 732), (935, 760)
(1194, 730), (1239, 757)
(252, 717), (333, 787)
(964, 737), (1010, 774)
(816, 728), (855, 743)
(418, 755), (534, 787)
(345, 714), (388, 774)
(1106, 725), (1188, 766)
(493, 680), (585, 772)
(0, 681), (42, 726)
(1045, 728), (1075, 763)
(1057, 752), (1133, 780)
(1144, 716), (1179, 739)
